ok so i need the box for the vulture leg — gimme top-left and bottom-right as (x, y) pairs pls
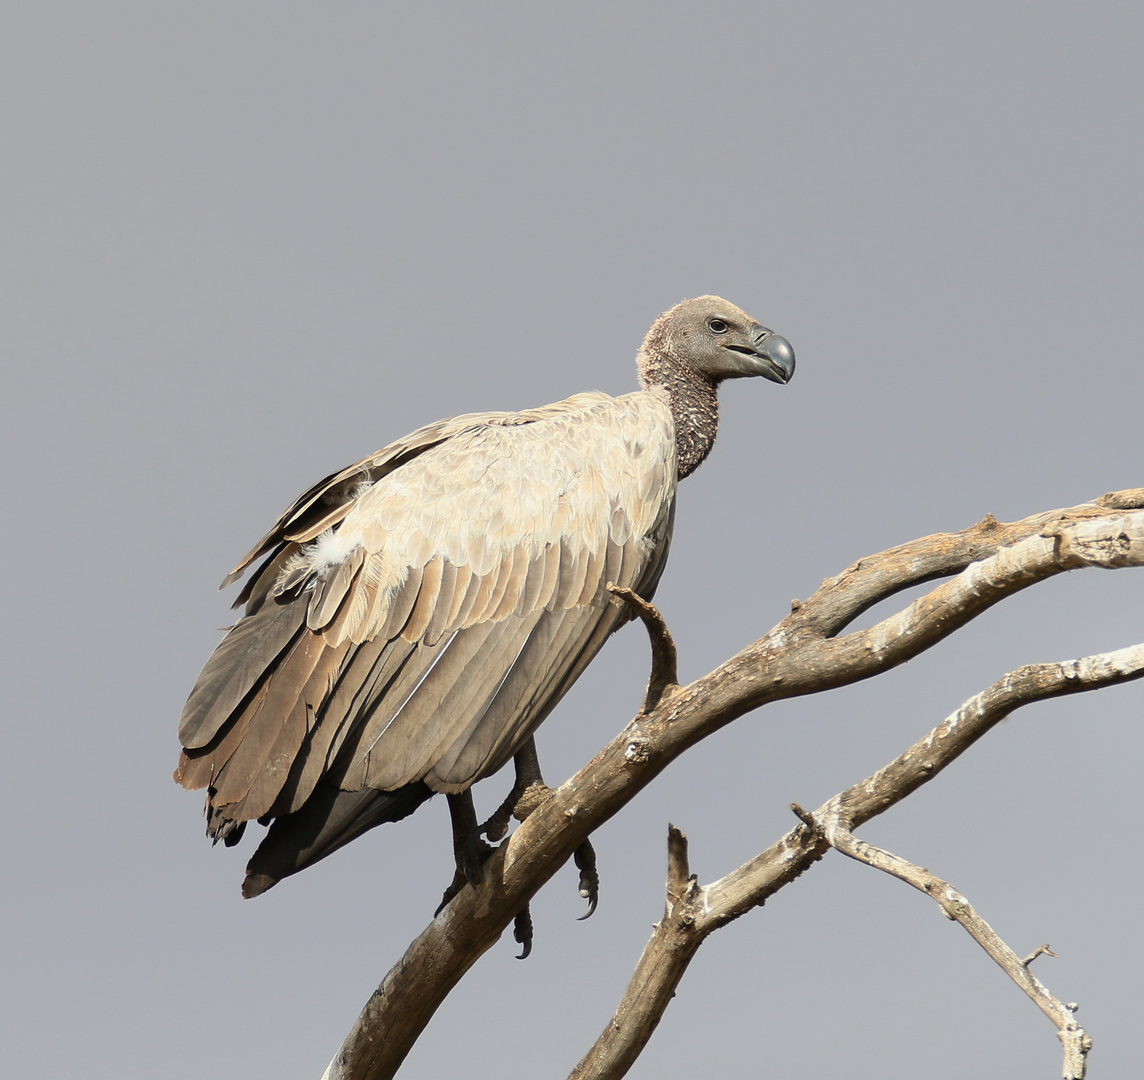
(478, 737), (600, 920)
(436, 790), (494, 915)
(479, 736), (551, 842)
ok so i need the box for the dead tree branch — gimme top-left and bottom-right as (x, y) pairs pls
(322, 491), (1144, 1080)
(1022, 944), (1059, 967)
(570, 643), (1143, 1079)
(564, 826), (701, 1080)
(607, 584), (679, 713)
(819, 823), (1092, 1079)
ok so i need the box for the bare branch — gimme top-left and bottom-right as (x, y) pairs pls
(795, 488), (1144, 637)
(817, 820), (1091, 1078)
(1022, 944), (1059, 967)
(322, 494), (1144, 1080)
(665, 823), (690, 898)
(702, 641), (1144, 928)
(572, 642), (1143, 1079)
(569, 826), (703, 1080)
(1096, 488), (1144, 510)
(607, 584), (679, 713)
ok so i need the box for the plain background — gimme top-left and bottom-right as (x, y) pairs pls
(2, 3), (1142, 1077)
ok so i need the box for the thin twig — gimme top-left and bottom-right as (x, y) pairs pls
(811, 817), (1091, 1078)
(1022, 944), (1059, 967)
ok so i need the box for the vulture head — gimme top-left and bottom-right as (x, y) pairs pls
(636, 295), (794, 478)
(636, 295), (795, 389)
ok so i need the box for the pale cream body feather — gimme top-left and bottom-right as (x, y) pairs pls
(176, 389), (677, 830)
(174, 294), (794, 896)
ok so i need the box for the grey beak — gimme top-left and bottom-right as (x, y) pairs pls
(754, 331), (795, 384)
(736, 328), (795, 384)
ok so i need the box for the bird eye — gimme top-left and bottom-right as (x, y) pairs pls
(708, 318), (729, 334)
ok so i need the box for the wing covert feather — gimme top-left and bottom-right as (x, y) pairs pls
(180, 389), (677, 858)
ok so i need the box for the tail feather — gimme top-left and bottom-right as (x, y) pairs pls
(241, 780), (434, 898)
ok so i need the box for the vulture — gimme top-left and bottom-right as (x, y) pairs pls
(176, 296), (794, 909)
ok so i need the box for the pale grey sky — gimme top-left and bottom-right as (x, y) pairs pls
(2, 3), (1142, 1078)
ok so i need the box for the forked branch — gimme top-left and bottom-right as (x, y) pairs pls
(322, 491), (1144, 1080)
(571, 644), (1143, 1079)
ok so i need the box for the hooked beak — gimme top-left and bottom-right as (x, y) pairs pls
(721, 326), (796, 384)
(741, 327), (796, 386)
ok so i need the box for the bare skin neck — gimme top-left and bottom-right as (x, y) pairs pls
(637, 345), (721, 481)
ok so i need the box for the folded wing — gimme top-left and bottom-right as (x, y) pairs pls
(175, 390), (677, 884)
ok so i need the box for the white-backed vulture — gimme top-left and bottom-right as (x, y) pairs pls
(176, 296), (794, 902)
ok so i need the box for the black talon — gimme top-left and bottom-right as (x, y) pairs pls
(456, 740), (602, 949)
(479, 788), (517, 843)
(577, 893), (598, 921)
(514, 904), (534, 960)
(574, 839), (599, 920)
(435, 866), (467, 916)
